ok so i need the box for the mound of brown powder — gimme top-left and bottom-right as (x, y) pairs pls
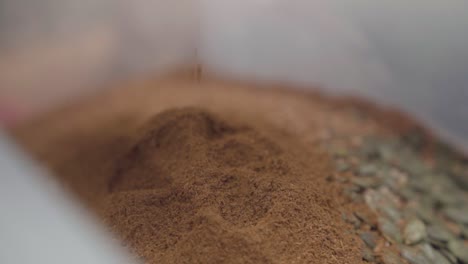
(13, 75), (369, 264)
(102, 107), (362, 263)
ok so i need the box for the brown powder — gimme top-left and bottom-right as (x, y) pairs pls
(102, 107), (362, 263)
(13, 75), (370, 264)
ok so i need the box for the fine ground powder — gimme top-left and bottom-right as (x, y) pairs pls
(14, 75), (372, 264)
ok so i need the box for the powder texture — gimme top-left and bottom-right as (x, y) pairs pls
(103, 107), (360, 263)
(13, 75), (369, 264)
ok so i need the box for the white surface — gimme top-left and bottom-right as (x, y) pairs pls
(0, 132), (137, 264)
(1, 0), (466, 151)
(199, 0), (468, 152)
